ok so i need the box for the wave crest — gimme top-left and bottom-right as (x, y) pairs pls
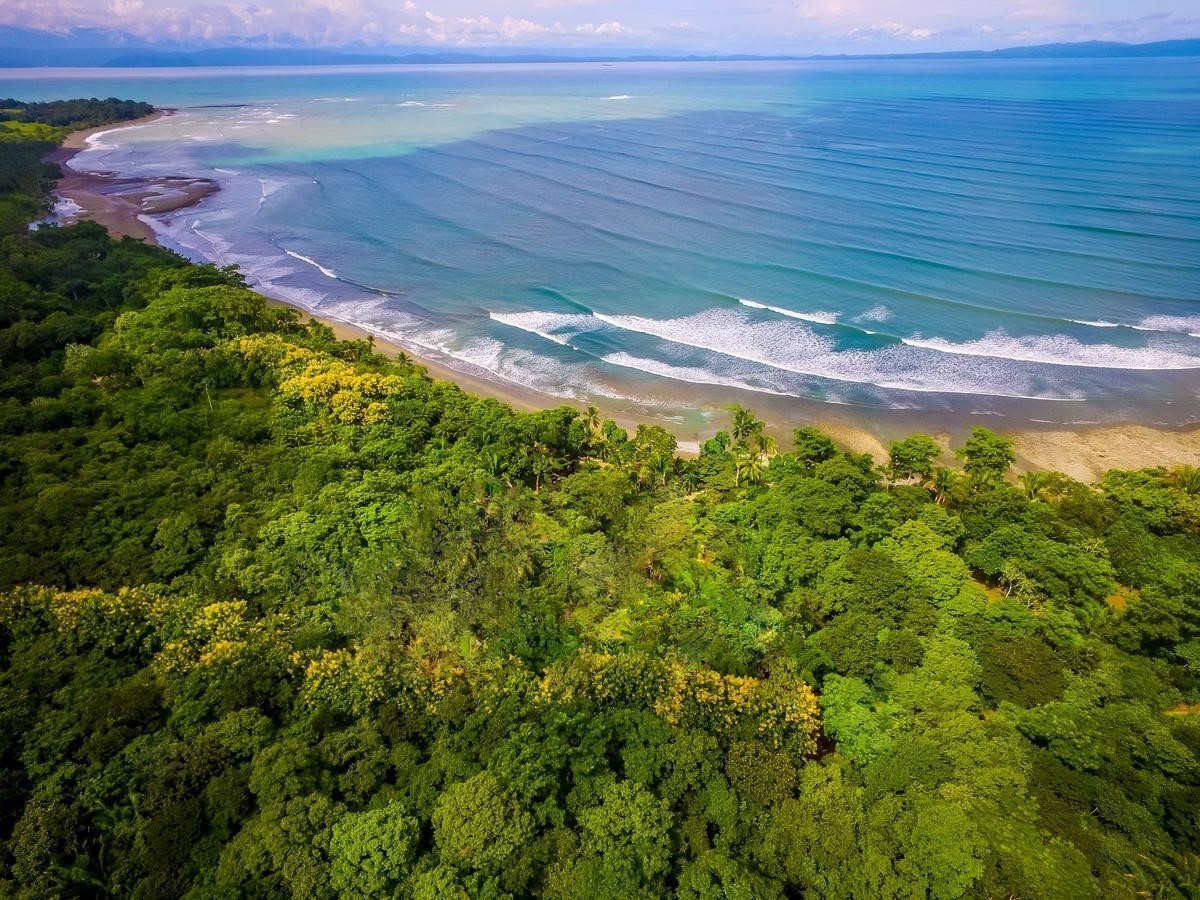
(738, 298), (839, 325)
(901, 330), (1200, 370)
(285, 249), (338, 279)
(488, 310), (598, 345)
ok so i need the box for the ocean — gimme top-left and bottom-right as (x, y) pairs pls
(3, 59), (1199, 428)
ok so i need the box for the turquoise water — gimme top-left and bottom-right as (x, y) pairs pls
(4, 60), (1199, 424)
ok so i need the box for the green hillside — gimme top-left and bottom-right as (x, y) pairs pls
(1, 101), (1197, 899)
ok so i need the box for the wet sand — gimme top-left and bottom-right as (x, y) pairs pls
(46, 111), (218, 242)
(50, 119), (1200, 478)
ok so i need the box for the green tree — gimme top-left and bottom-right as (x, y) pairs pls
(955, 427), (1015, 485)
(432, 772), (534, 872)
(886, 434), (939, 483)
(791, 426), (837, 467)
(733, 446), (767, 487)
(329, 802), (420, 897)
(568, 780), (674, 896)
(726, 404), (765, 447)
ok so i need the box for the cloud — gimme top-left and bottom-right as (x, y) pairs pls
(0, 0), (636, 46)
(573, 20), (630, 35)
(0, 0), (1196, 51)
(847, 20), (936, 39)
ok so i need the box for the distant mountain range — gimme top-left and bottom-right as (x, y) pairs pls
(0, 27), (1198, 68)
(814, 38), (1200, 61)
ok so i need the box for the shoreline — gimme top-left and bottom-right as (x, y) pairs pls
(46, 109), (218, 242)
(50, 117), (1200, 479)
(272, 299), (1200, 478)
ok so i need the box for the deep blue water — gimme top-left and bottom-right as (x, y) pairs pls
(3, 60), (1199, 424)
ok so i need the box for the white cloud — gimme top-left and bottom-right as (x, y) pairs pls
(574, 20), (630, 35)
(0, 0), (1195, 51)
(848, 20), (937, 39)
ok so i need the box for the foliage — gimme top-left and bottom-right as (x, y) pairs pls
(887, 433), (940, 482)
(0, 97), (154, 130)
(0, 100), (1197, 899)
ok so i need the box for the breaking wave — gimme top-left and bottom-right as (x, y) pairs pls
(738, 298), (839, 325)
(901, 330), (1200, 370)
(285, 249), (338, 279)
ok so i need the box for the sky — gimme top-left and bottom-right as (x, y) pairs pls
(1, 0), (1196, 54)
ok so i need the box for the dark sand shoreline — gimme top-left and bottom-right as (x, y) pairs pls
(47, 110), (218, 242)
(49, 116), (1200, 478)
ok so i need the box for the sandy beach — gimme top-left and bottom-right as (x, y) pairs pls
(49, 117), (1200, 479)
(46, 110), (218, 242)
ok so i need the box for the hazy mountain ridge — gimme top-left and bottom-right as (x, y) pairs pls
(0, 26), (1197, 67)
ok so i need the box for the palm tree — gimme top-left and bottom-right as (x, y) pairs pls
(602, 436), (630, 467)
(482, 449), (506, 479)
(927, 466), (958, 505)
(1020, 471), (1050, 501)
(582, 405), (605, 445)
(652, 452), (674, 487)
(734, 446), (767, 487)
(726, 404), (764, 447)
(1168, 465), (1200, 495)
(530, 441), (551, 491)
(1076, 603), (1111, 636)
(753, 431), (777, 458)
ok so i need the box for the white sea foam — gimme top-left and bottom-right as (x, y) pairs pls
(901, 330), (1200, 370)
(608, 95), (634, 101)
(488, 310), (597, 345)
(261, 284), (328, 311)
(187, 221), (232, 260)
(589, 309), (1101, 399)
(330, 308), (426, 338)
(285, 249), (338, 279)
(258, 177), (287, 198)
(1136, 315), (1200, 338)
(1072, 315), (1200, 337)
(403, 331), (626, 402)
(398, 101), (426, 107)
(593, 309), (836, 375)
(257, 176), (290, 211)
(857, 304), (892, 322)
(602, 352), (790, 397)
(81, 113), (165, 152)
(738, 298), (838, 325)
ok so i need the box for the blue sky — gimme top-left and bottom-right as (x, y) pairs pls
(1, 0), (1196, 53)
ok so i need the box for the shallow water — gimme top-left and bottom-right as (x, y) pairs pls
(4, 59), (1199, 425)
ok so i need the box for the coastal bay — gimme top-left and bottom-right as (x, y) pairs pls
(3, 63), (1200, 899)
(31, 60), (1200, 475)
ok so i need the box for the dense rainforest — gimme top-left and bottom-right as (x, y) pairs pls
(0, 101), (1198, 899)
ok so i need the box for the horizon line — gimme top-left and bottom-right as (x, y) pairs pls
(1, 34), (1200, 69)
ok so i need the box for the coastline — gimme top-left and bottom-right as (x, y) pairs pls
(46, 109), (218, 242)
(271, 298), (1200, 478)
(50, 118), (1200, 478)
